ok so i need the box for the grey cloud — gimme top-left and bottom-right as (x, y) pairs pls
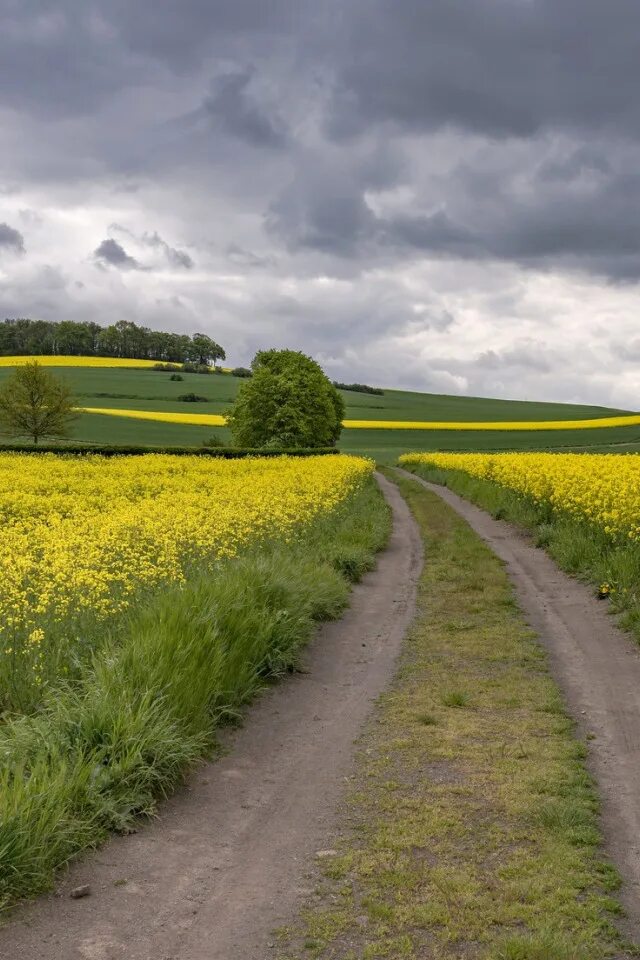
(328, 0), (640, 141)
(611, 338), (640, 362)
(266, 176), (377, 255)
(0, 1), (304, 119)
(142, 232), (194, 269)
(226, 244), (274, 268)
(200, 68), (288, 149)
(94, 238), (140, 270)
(106, 1), (302, 68)
(0, 4), (147, 118)
(4, 0), (640, 407)
(0, 223), (25, 253)
(383, 210), (480, 258)
(410, 308), (456, 333)
(475, 345), (553, 374)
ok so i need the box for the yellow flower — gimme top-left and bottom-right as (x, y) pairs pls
(78, 407), (640, 431)
(400, 451), (640, 541)
(0, 452), (372, 700)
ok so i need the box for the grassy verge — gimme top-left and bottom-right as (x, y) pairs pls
(277, 470), (636, 959)
(0, 478), (390, 911)
(404, 464), (640, 640)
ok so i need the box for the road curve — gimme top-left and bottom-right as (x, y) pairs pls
(397, 467), (640, 941)
(0, 473), (422, 960)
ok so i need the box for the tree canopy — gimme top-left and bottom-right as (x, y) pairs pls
(0, 360), (78, 444)
(0, 318), (225, 366)
(226, 349), (345, 448)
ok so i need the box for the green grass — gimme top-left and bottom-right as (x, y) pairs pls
(337, 387), (630, 422)
(405, 464), (640, 642)
(276, 471), (637, 959)
(339, 426), (640, 463)
(0, 478), (390, 910)
(0, 364), (637, 458)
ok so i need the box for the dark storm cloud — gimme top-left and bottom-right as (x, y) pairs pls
(0, 0), (304, 118)
(198, 69), (288, 149)
(267, 184), (376, 255)
(105, 0), (303, 67)
(328, 0), (640, 140)
(383, 211), (480, 258)
(94, 238), (140, 270)
(0, 223), (25, 253)
(3, 0), (640, 408)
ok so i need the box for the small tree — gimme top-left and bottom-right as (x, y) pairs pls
(226, 349), (345, 448)
(0, 361), (78, 445)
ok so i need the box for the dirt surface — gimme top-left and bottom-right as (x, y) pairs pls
(0, 474), (422, 960)
(398, 468), (640, 940)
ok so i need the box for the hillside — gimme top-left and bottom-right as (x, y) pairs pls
(0, 361), (637, 461)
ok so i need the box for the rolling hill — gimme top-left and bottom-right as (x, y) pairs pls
(0, 360), (638, 461)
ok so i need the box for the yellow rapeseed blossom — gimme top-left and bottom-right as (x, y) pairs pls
(0, 355), (176, 369)
(0, 355), (233, 371)
(400, 451), (640, 540)
(342, 416), (640, 431)
(0, 453), (371, 698)
(79, 407), (227, 427)
(78, 407), (640, 431)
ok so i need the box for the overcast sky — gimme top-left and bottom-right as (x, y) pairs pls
(1, 1), (639, 407)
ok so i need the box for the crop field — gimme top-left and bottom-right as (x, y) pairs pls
(1, 358), (639, 459)
(0, 450), (389, 907)
(0, 452), (370, 713)
(401, 451), (640, 636)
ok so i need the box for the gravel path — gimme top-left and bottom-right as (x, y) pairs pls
(398, 468), (640, 940)
(0, 474), (422, 960)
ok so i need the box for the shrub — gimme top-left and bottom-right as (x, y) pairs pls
(333, 381), (384, 396)
(232, 367), (253, 378)
(0, 442), (340, 457)
(177, 393), (209, 403)
(169, 373), (184, 382)
(182, 362), (213, 375)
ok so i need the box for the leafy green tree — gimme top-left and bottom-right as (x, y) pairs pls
(0, 361), (78, 444)
(226, 349), (345, 448)
(188, 333), (226, 366)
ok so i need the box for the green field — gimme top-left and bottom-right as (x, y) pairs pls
(0, 364), (638, 459)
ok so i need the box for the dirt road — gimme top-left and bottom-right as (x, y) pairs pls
(0, 474), (422, 960)
(398, 468), (640, 939)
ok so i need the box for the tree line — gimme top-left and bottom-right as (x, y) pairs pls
(0, 318), (225, 366)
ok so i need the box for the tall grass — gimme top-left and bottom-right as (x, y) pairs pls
(405, 465), (640, 640)
(0, 478), (390, 909)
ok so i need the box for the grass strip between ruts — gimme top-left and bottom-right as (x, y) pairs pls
(277, 469), (637, 960)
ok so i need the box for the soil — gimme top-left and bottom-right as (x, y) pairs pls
(398, 468), (640, 941)
(0, 474), (422, 960)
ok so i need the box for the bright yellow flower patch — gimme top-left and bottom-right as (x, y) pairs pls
(343, 416), (640, 431)
(0, 355), (178, 369)
(78, 407), (640, 431)
(0, 355), (233, 371)
(0, 453), (371, 694)
(79, 407), (227, 426)
(400, 451), (640, 540)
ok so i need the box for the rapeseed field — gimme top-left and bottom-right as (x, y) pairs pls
(0, 452), (371, 710)
(80, 407), (640, 431)
(400, 452), (640, 540)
